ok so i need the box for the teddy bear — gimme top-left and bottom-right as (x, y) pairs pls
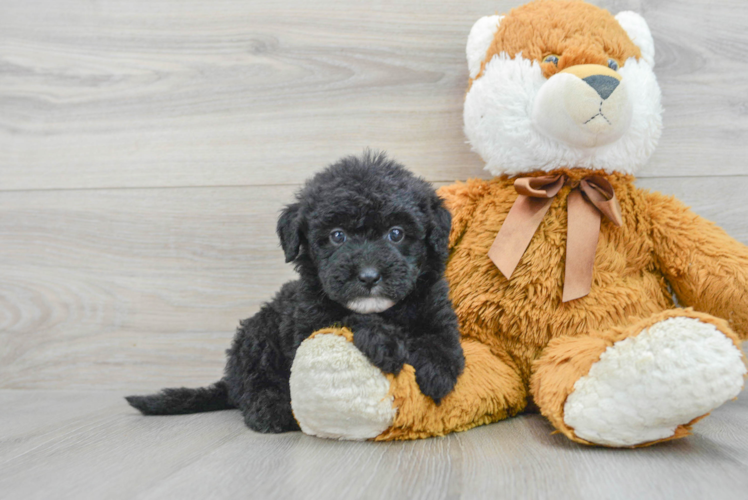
(287, 0), (748, 447)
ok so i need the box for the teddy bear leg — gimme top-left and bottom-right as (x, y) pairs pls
(530, 309), (746, 447)
(290, 328), (527, 441)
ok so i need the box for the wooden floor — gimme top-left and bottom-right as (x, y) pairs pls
(2, 0), (748, 498)
(2, 386), (748, 500)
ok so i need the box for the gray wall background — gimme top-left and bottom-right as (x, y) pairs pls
(1, 0), (747, 391)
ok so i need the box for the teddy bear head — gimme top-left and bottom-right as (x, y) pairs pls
(464, 0), (662, 177)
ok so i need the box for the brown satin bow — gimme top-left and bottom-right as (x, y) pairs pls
(488, 175), (623, 302)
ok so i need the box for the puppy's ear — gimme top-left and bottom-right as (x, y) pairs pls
(277, 203), (304, 263)
(428, 197), (452, 261)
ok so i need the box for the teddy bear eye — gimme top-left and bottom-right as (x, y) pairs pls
(329, 229), (346, 245)
(607, 59), (619, 71)
(387, 227), (405, 243)
(543, 54), (559, 66)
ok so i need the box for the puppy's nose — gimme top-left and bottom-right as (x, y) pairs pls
(358, 268), (382, 287)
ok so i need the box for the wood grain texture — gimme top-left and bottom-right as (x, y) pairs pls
(1, 0), (748, 191)
(1, 387), (747, 500)
(0, 185), (296, 390)
(1, 0), (748, 497)
(0, 178), (746, 390)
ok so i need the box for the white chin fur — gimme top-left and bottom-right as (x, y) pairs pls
(345, 297), (396, 314)
(464, 54), (662, 176)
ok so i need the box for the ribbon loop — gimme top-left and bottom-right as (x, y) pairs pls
(579, 176), (623, 227)
(514, 175), (565, 198)
(488, 174), (622, 302)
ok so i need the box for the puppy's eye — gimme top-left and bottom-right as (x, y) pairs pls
(607, 58), (619, 71)
(387, 227), (405, 243)
(542, 54), (559, 66)
(329, 229), (346, 246)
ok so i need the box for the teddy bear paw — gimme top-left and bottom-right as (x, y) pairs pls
(563, 317), (746, 447)
(289, 332), (397, 440)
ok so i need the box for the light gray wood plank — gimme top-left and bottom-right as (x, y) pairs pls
(1, 1), (747, 497)
(457, 409), (748, 500)
(636, 176), (748, 239)
(2, 0), (747, 191)
(0, 391), (246, 500)
(139, 425), (463, 500)
(1, 388), (746, 500)
(0, 185), (296, 390)
(1, 177), (746, 390)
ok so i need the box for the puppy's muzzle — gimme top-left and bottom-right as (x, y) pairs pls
(347, 266), (393, 313)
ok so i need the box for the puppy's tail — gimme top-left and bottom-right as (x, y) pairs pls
(126, 380), (234, 415)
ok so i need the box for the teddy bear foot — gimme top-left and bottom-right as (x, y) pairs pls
(289, 330), (397, 440)
(563, 316), (746, 447)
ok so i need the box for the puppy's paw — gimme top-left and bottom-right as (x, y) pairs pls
(350, 322), (408, 375)
(355, 337), (407, 375)
(413, 364), (459, 405)
(244, 411), (299, 434)
(410, 346), (465, 404)
(242, 391), (300, 434)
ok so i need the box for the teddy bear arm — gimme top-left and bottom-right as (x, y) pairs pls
(377, 338), (527, 440)
(290, 328), (527, 441)
(648, 191), (748, 339)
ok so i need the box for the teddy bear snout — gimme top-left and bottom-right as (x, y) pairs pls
(532, 64), (632, 148)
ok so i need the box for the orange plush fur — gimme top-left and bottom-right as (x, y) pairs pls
(300, 0), (748, 445)
(383, 1), (748, 444)
(472, 0), (641, 86)
(355, 171), (748, 443)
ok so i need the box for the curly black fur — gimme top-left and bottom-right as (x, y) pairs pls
(126, 151), (464, 433)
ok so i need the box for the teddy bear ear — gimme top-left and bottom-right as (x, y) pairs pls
(615, 11), (655, 68)
(466, 15), (503, 79)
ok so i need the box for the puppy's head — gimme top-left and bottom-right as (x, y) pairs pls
(277, 151), (450, 314)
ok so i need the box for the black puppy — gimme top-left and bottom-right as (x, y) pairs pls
(127, 152), (464, 433)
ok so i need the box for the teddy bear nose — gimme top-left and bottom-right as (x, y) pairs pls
(358, 268), (382, 287)
(582, 75), (620, 100)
